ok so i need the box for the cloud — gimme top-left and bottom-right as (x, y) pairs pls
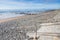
(0, 0), (60, 3)
(12, 0), (60, 3)
(0, 0), (60, 9)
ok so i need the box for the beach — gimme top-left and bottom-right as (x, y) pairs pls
(0, 10), (60, 40)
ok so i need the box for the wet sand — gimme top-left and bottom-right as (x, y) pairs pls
(0, 15), (25, 23)
(0, 15), (37, 23)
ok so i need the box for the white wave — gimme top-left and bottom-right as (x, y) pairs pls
(0, 13), (24, 19)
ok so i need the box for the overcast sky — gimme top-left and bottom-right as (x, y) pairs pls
(0, 0), (60, 10)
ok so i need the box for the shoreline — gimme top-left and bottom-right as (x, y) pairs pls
(0, 13), (25, 20)
(0, 15), (25, 23)
(0, 9), (60, 23)
(0, 14), (37, 23)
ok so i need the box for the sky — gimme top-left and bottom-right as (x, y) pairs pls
(0, 0), (60, 10)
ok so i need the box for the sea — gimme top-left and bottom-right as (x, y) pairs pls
(0, 12), (24, 20)
(0, 9), (41, 19)
(0, 9), (56, 20)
